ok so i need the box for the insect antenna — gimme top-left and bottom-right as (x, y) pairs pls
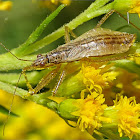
(115, 11), (140, 31)
(0, 42), (33, 135)
(0, 42), (33, 62)
(3, 72), (22, 135)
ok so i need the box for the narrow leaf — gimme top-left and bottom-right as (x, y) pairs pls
(0, 104), (18, 117)
(12, 4), (66, 57)
(115, 60), (140, 76)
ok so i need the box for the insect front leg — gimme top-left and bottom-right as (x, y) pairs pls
(22, 65), (43, 95)
(27, 64), (61, 95)
(22, 70), (34, 95)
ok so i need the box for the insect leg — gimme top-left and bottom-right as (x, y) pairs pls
(96, 10), (140, 31)
(28, 64), (61, 95)
(64, 26), (77, 43)
(96, 10), (115, 28)
(52, 68), (66, 96)
(22, 70), (34, 94)
(52, 62), (80, 96)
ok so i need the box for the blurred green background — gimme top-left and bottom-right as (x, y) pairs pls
(0, 0), (140, 139)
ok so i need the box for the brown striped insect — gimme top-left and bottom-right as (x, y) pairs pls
(1, 10), (138, 134)
(24, 27), (135, 95)
(0, 10), (137, 97)
(22, 10), (136, 96)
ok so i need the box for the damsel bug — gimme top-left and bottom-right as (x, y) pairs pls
(1, 10), (138, 134)
(20, 10), (136, 96)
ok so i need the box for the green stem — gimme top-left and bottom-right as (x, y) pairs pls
(27, 93), (59, 112)
(0, 81), (27, 98)
(0, 81), (58, 112)
(0, 69), (51, 86)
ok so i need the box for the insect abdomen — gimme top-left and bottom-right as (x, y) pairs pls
(66, 28), (136, 61)
(81, 33), (136, 56)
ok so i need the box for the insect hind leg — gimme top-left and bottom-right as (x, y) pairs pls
(96, 10), (115, 28)
(115, 11), (140, 31)
(96, 10), (140, 31)
(64, 26), (77, 43)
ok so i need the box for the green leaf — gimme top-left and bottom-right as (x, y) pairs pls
(0, 104), (18, 117)
(0, 81), (28, 98)
(0, 81), (58, 112)
(27, 95), (59, 112)
(0, 53), (34, 71)
(58, 99), (78, 120)
(0, 69), (53, 86)
(12, 4), (66, 57)
(115, 60), (140, 76)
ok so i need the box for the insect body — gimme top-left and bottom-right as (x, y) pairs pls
(33, 27), (136, 67)
(25, 27), (136, 96)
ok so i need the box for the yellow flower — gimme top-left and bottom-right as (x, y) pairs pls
(73, 91), (111, 133)
(0, 1), (12, 11)
(51, 0), (71, 5)
(32, 0), (71, 10)
(113, 96), (140, 139)
(113, 0), (140, 17)
(129, 0), (140, 17)
(81, 63), (118, 94)
(131, 53), (140, 65)
(40, 0), (71, 6)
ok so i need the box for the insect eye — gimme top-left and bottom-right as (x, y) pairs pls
(37, 54), (42, 58)
(40, 61), (45, 66)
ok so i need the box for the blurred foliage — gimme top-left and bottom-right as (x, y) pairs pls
(0, 90), (93, 139)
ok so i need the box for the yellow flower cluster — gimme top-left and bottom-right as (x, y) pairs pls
(0, 90), (92, 139)
(129, 0), (140, 17)
(73, 63), (116, 133)
(81, 63), (118, 94)
(73, 91), (111, 133)
(32, 0), (71, 10)
(50, 0), (71, 5)
(0, 0), (12, 11)
(72, 62), (140, 139)
(113, 96), (140, 139)
(113, 0), (140, 17)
